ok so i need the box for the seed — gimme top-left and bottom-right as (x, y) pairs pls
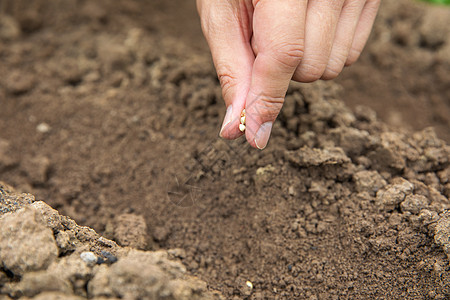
(239, 109), (246, 133)
(246, 281), (253, 289)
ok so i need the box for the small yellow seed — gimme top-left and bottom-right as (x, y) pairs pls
(239, 109), (246, 132)
(246, 281), (253, 289)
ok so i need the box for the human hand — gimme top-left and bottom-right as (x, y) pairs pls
(197, 0), (380, 149)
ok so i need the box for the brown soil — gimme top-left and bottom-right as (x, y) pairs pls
(0, 183), (222, 300)
(1, 0), (450, 299)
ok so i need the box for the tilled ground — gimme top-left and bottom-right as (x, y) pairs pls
(0, 0), (449, 299)
(0, 182), (223, 299)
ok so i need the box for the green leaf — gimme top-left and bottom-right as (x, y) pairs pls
(420, 0), (450, 5)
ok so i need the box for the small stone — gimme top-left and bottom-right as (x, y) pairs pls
(80, 252), (98, 265)
(246, 281), (253, 289)
(101, 251), (118, 264)
(36, 122), (51, 133)
(96, 257), (105, 265)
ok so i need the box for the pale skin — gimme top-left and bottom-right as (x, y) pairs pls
(197, 0), (381, 149)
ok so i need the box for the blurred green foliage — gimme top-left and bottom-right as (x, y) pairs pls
(421, 0), (450, 4)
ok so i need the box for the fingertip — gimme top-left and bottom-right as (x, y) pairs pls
(254, 121), (273, 150)
(243, 92), (280, 150)
(219, 104), (246, 140)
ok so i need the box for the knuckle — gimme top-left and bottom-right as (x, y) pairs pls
(326, 0), (346, 13)
(322, 56), (345, 79)
(341, 0), (364, 15)
(271, 41), (304, 69)
(294, 61), (327, 82)
(248, 92), (284, 121)
(216, 67), (237, 100)
(258, 95), (284, 120)
(322, 66), (341, 80)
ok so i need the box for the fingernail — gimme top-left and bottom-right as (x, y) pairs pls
(219, 105), (233, 137)
(254, 122), (273, 150)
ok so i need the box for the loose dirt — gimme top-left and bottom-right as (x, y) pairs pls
(0, 0), (449, 299)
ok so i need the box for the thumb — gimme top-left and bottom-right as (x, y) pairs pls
(245, 0), (306, 149)
(197, 1), (255, 139)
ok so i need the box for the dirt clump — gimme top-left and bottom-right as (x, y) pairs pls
(0, 207), (58, 276)
(0, 185), (222, 300)
(105, 213), (150, 250)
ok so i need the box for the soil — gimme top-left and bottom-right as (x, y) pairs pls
(0, 183), (222, 300)
(0, 0), (450, 299)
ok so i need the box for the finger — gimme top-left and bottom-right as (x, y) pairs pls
(322, 0), (366, 80)
(245, 0), (307, 149)
(345, 0), (380, 66)
(198, 0), (255, 139)
(292, 0), (345, 83)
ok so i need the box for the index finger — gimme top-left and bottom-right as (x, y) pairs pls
(245, 0), (307, 149)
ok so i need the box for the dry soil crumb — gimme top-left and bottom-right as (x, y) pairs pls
(0, 185), (222, 300)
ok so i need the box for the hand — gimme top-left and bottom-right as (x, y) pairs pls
(197, 0), (380, 149)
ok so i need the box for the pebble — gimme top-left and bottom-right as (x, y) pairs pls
(80, 251), (97, 265)
(36, 123), (51, 133)
(101, 250), (118, 264)
(96, 257), (105, 265)
(246, 281), (253, 289)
